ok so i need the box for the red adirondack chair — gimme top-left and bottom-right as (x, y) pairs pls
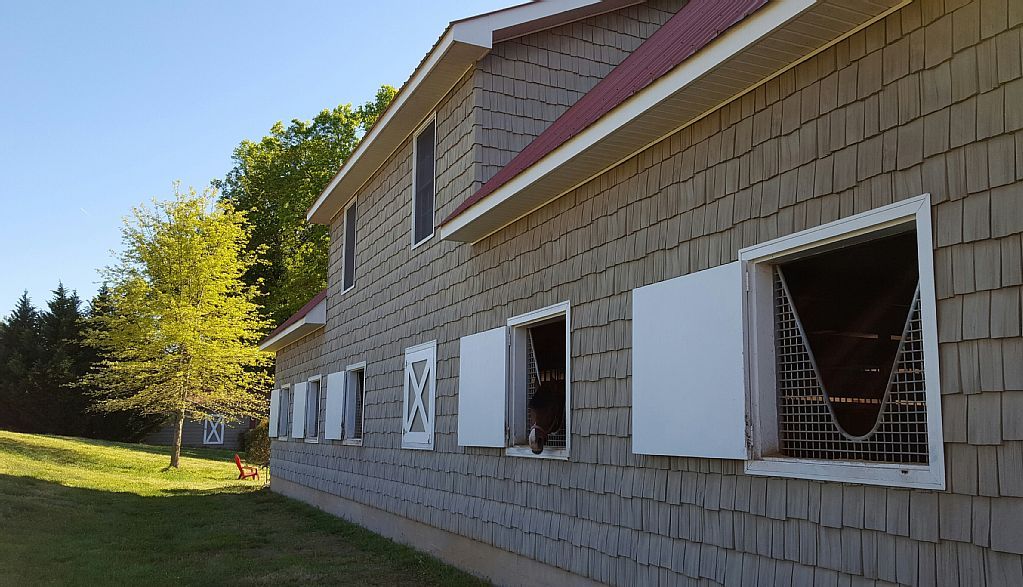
(234, 454), (259, 480)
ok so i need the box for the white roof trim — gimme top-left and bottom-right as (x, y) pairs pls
(307, 0), (643, 225)
(440, 0), (909, 243)
(258, 298), (327, 352)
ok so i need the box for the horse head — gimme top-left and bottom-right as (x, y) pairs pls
(527, 380), (565, 454)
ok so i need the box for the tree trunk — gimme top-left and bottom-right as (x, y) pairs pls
(169, 407), (186, 468)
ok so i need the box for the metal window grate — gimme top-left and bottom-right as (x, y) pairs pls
(526, 329), (567, 449)
(353, 371), (364, 440)
(775, 268), (929, 463)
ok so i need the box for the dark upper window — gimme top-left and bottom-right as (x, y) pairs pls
(412, 119), (436, 246)
(343, 201), (356, 291)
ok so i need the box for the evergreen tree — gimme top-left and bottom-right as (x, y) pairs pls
(38, 284), (89, 434)
(0, 292), (43, 431)
(78, 285), (163, 441)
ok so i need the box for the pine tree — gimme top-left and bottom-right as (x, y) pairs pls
(82, 185), (271, 468)
(39, 283), (89, 434)
(0, 292), (43, 431)
(79, 285), (164, 441)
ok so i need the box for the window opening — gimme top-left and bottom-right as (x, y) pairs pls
(521, 318), (567, 453)
(347, 367), (365, 441)
(306, 378), (320, 439)
(774, 231), (928, 463)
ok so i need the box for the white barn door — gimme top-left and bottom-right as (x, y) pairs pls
(203, 415), (225, 445)
(402, 341), (436, 450)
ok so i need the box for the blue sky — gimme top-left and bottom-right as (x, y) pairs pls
(0, 0), (515, 314)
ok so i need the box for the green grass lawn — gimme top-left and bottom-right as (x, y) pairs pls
(0, 430), (486, 586)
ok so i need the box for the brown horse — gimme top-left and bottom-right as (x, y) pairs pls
(527, 380), (565, 454)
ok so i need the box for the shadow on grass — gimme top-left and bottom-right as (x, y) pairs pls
(0, 473), (486, 587)
(0, 436), (91, 467)
(110, 440), (242, 462)
(0, 432), (242, 465)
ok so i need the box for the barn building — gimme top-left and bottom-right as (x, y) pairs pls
(143, 415), (254, 451)
(260, 0), (1023, 584)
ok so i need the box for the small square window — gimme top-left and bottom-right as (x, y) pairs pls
(742, 195), (944, 489)
(507, 302), (571, 458)
(305, 377), (321, 441)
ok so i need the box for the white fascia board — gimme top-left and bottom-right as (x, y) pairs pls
(440, 0), (816, 242)
(307, 27), (468, 225)
(307, 0), (616, 225)
(258, 299), (327, 352)
(451, 0), (606, 46)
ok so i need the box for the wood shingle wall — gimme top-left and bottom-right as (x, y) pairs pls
(440, 0), (686, 221)
(272, 0), (1023, 583)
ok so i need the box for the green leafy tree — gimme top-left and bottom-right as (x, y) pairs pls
(215, 85), (396, 325)
(82, 185), (271, 468)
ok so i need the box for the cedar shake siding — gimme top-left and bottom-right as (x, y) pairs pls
(473, 0), (686, 189)
(271, 0), (1023, 584)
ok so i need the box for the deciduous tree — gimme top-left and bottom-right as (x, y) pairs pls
(83, 185), (271, 468)
(215, 85), (396, 325)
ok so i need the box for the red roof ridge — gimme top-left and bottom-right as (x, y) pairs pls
(440, 0), (767, 227)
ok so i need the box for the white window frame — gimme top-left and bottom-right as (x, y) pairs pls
(343, 361), (367, 446)
(411, 114), (437, 249)
(341, 197), (357, 294)
(304, 375), (321, 443)
(505, 301), (572, 460)
(740, 194), (945, 489)
(277, 384), (291, 441)
(402, 341), (437, 450)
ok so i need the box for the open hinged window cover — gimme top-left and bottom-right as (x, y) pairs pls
(631, 262), (747, 459)
(268, 389), (281, 438)
(458, 327), (508, 448)
(740, 194), (944, 489)
(323, 372), (345, 441)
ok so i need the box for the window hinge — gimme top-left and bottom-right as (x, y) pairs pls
(743, 270), (751, 292)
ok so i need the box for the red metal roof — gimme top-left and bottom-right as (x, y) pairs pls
(260, 288), (328, 345)
(441, 0), (768, 226)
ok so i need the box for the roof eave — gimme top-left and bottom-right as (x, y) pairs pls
(258, 297), (327, 352)
(307, 0), (648, 226)
(307, 30), (488, 225)
(440, 0), (910, 243)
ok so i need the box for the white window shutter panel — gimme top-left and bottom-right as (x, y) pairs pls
(291, 382), (308, 439)
(268, 389), (280, 438)
(323, 372), (345, 440)
(632, 262), (748, 459)
(458, 327), (507, 447)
